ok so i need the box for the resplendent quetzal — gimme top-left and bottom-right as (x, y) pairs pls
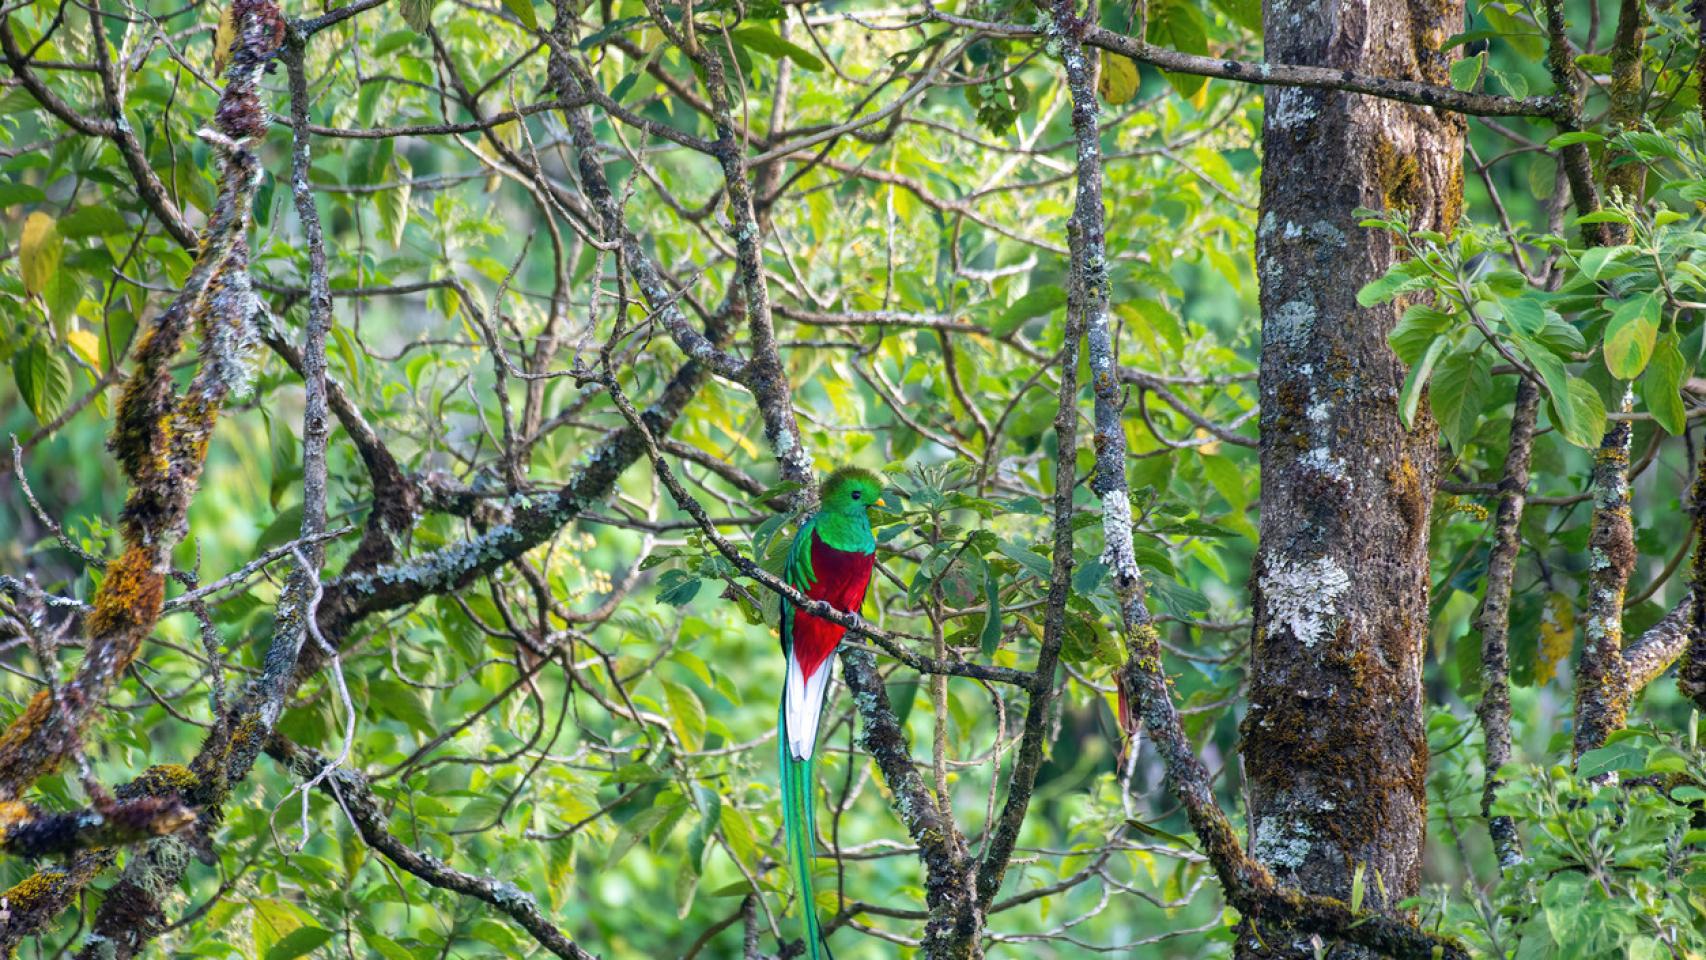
(779, 466), (883, 960)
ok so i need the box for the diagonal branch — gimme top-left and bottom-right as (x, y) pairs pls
(923, 7), (1565, 120)
(265, 736), (598, 960)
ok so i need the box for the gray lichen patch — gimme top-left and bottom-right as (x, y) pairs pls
(1259, 556), (1350, 649)
(1252, 816), (1314, 872)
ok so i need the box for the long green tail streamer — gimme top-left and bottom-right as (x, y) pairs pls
(779, 703), (831, 960)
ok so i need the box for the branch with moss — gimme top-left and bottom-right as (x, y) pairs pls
(1677, 436), (1706, 709)
(0, 795), (195, 859)
(1574, 420), (1636, 758)
(974, 0), (1093, 918)
(1474, 377), (1539, 867)
(0, 0), (282, 804)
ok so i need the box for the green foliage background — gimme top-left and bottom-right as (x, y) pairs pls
(1, 0), (1704, 956)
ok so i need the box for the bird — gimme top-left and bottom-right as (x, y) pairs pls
(778, 465), (883, 960)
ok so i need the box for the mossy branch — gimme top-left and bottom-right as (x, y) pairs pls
(0, 0), (281, 805)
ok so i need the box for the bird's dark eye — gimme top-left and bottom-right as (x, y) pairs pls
(851, 491), (861, 500)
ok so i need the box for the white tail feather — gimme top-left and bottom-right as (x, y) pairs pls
(784, 653), (834, 762)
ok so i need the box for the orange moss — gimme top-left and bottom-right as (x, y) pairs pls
(0, 691), (54, 759)
(1386, 457), (1426, 546)
(86, 545), (165, 639)
(1, 869), (70, 908)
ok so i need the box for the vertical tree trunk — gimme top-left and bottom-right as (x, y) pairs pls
(1241, 3), (1463, 955)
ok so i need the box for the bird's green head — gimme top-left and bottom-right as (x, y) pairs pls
(820, 466), (884, 515)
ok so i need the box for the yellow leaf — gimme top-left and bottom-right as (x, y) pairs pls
(1536, 591), (1574, 685)
(1097, 53), (1140, 106)
(213, 5), (236, 77)
(20, 211), (61, 296)
(66, 327), (102, 370)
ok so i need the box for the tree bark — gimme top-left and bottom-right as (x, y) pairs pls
(1241, 2), (1463, 955)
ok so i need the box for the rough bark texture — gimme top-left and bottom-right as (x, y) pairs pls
(1474, 376), (1539, 868)
(1684, 428), (1706, 709)
(1573, 420), (1635, 758)
(1242, 1), (1463, 954)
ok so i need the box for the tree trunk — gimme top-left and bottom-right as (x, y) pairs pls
(1241, 3), (1463, 956)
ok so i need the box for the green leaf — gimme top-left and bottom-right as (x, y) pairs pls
(1430, 348), (1491, 450)
(13, 341), (70, 425)
(1199, 453), (1247, 511)
(1526, 153), (1556, 200)
(1577, 741), (1646, 780)
(361, 931), (416, 960)
(1359, 260), (1430, 308)
(1575, 244), (1634, 281)
(663, 679), (706, 751)
(730, 27), (823, 72)
(1449, 52), (1484, 91)
(993, 285), (1067, 337)
(1557, 378), (1607, 449)
(264, 926), (333, 960)
(400, 0), (433, 32)
(1640, 332), (1687, 435)
(1494, 67), (1527, 98)
(370, 679), (436, 736)
(1603, 291), (1660, 380)
(1547, 131), (1604, 149)
(42, 268), (84, 331)
(499, 0), (537, 29)
(255, 504), (305, 551)
(1501, 295), (1547, 335)
(997, 540), (1052, 581)
(1484, 6), (1545, 58)
(887, 677), (920, 729)
(1397, 335), (1449, 430)
(1097, 53), (1139, 105)
(1513, 334), (1602, 448)
(1146, 0), (1209, 97)
(1124, 817), (1196, 850)
(1577, 209), (1632, 226)
(686, 786), (721, 874)
(1388, 305), (1453, 363)
(1531, 316), (1587, 358)
(656, 569), (703, 607)
(0, 182), (46, 207)
(980, 562), (1002, 657)
(607, 798), (685, 870)
(1117, 298), (1184, 353)
(374, 159), (411, 248)
(1206, 0), (1261, 30)
(57, 206), (129, 239)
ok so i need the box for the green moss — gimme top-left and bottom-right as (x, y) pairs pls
(129, 764), (199, 798)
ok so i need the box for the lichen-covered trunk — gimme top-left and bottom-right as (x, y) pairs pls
(1241, 2), (1463, 955)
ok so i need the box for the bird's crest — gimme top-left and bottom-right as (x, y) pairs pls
(821, 465), (881, 499)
